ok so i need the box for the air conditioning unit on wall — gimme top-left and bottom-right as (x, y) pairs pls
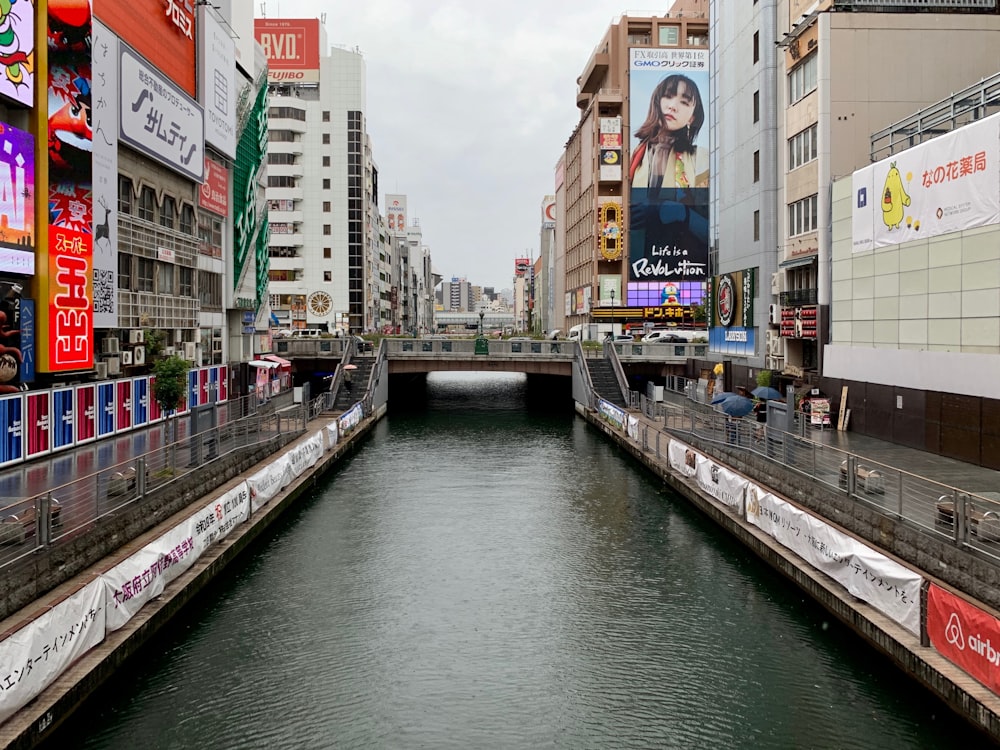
(183, 342), (197, 361)
(771, 272), (784, 295)
(129, 329), (144, 344)
(134, 346), (146, 365)
(106, 356), (121, 376)
(121, 350), (133, 366)
(94, 361), (108, 379)
(768, 304), (780, 326)
(765, 330), (785, 358)
(102, 337), (119, 355)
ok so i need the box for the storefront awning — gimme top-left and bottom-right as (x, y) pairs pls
(779, 256), (817, 269)
(248, 359), (279, 369)
(263, 354), (292, 367)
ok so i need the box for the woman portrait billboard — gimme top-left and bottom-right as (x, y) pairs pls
(628, 48), (710, 283)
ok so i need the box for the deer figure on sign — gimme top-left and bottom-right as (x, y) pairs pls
(95, 196), (111, 254)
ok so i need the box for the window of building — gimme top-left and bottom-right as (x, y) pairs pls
(753, 210), (760, 242)
(323, 247), (331, 258)
(687, 32), (708, 46)
(323, 271), (332, 282)
(322, 178), (330, 189)
(753, 90), (759, 123)
(627, 29), (651, 46)
(198, 270), (222, 307)
(118, 176), (133, 214)
(157, 262), (175, 294)
(753, 31), (759, 64)
(788, 53), (817, 104)
(788, 194), (818, 236)
(323, 201), (331, 212)
(160, 196), (175, 228)
(658, 25), (679, 46)
(268, 152), (296, 165)
(180, 204), (194, 235)
(268, 130), (297, 143)
(788, 124), (818, 170)
(118, 253), (132, 290)
(138, 186), (155, 221)
(322, 155), (330, 167)
(179, 266), (193, 297)
(322, 133), (330, 144)
(753, 150), (760, 182)
(323, 225), (331, 235)
(268, 106), (306, 121)
(322, 110), (330, 122)
(268, 175), (297, 188)
(137, 257), (154, 292)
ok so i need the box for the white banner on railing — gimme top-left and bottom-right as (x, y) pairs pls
(247, 455), (292, 513)
(325, 420), (339, 450)
(745, 484), (922, 635)
(668, 439), (699, 478)
(598, 400), (627, 430)
(102, 522), (200, 632)
(626, 415), (639, 440)
(0, 578), (106, 724)
(339, 403), (363, 434)
(191, 481), (250, 557)
(287, 432), (325, 479)
(695, 455), (747, 513)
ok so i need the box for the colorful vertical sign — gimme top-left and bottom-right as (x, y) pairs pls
(25, 390), (50, 457)
(52, 386), (74, 449)
(116, 378), (131, 431)
(46, 0), (94, 373)
(628, 48), (710, 282)
(0, 0), (33, 107)
(75, 383), (95, 443)
(927, 583), (1000, 695)
(133, 376), (148, 426)
(188, 368), (199, 408)
(91, 20), (118, 328)
(216, 365), (227, 402)
(0, 280), (24, 391)
(0, 392), (21, 465)
(148, 375), (161, 422)
(254, 18), (321, 84)
(97, 381), (114, 437)
(0, 121), (35, 274)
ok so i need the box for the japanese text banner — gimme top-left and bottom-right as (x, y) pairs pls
(746, 486), (922, 634)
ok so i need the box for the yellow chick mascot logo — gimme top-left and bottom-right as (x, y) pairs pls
(881, 161), (910, 230)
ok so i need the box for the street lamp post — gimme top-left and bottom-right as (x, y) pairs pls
(476, 310), (488, 355)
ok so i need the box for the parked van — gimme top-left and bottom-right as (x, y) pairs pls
(289, 328), (323, 339)
(641, 329), (700, 343)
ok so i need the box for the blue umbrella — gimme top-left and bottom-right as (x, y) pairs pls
(711, 391), (737, 405)
(752, 386), (783, 401)
(718, 395), (754, 418)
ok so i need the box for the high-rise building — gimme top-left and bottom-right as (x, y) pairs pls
(562, 4), (711, 338)
(257, 19), (372, 335)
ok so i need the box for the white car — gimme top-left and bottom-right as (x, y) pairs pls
(641, 330), (687, 343)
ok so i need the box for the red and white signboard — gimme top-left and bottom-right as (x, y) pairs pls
(199, 159), (229, 216)
(254, 18), (321, 83)
(927, 584), (1000, 695)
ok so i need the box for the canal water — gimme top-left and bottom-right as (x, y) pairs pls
(66, 373), (989, 749)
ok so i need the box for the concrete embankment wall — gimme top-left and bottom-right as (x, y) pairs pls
(579, 407), (1000, 742)
(0, 413), (381, 750)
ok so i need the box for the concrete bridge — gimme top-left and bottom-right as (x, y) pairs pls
(273, 336), (709, 376)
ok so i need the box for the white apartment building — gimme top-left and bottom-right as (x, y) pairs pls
(258, 19), (372, 335)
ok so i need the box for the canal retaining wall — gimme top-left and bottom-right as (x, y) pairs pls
(0, 408), (384, 750)
(579, 405), (1000, 742)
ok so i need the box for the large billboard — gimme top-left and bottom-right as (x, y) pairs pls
(45, 0), (94, 373)
(386, 194), (406, 234)
(119, 44), (204, 182)
(94, 0), (196, 97)
(199, 6), (236, 159)
(852, 112), (1000, 253)
(628, 48), (710, 282)
(0, 121), (35, 274)
(0, 0), (33, 106)
(254, 18), (321, 84)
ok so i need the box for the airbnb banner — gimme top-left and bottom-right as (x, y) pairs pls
(927, 584), (1000, 695)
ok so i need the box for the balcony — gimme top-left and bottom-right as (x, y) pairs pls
(578, 50), (610, 95)
(779, 288), (818, 307)
(119, 215), (198, 266)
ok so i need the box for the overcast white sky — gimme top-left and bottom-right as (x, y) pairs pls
(263, 1), (650, 290)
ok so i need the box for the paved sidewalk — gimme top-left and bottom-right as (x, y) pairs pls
(659, 389), (1000, 496)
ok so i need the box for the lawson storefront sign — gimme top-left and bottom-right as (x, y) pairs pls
(708, 327), (756, 356)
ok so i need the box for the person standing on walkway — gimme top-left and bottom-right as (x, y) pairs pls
(343, 368), (353, 393)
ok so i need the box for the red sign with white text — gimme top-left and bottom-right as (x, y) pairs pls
(47, 228), (94, 371)
(927, 584), (1000, 695)
(254, 19), (320, 83)
(199, 159), (229, 216)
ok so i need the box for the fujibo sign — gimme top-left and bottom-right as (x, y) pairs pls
(254, 18), (321, 84)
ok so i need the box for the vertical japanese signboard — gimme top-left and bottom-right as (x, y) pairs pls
(91, 20), (119, 328)
(46, 0), (94, 373)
